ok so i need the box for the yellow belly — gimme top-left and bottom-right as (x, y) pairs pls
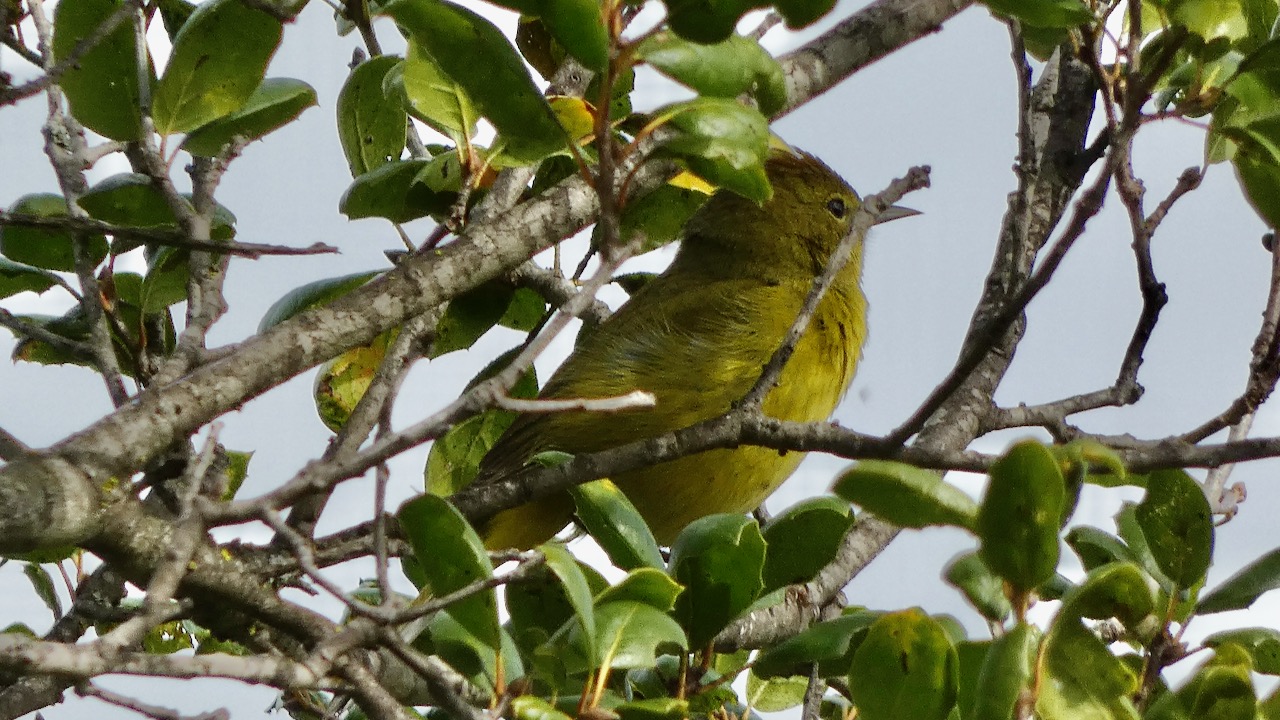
(478, 281), (865, 550)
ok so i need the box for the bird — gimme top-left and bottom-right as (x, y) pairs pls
(471, 147), (914, 550)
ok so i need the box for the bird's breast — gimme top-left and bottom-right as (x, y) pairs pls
(761, 287), (867, 423)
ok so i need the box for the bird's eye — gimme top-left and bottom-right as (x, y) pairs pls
(826, 197), (847, 219)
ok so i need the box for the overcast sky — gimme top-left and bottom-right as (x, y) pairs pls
(2, 1), (1279, 717)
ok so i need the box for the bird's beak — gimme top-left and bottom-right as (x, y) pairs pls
(874, 205), (921, 225)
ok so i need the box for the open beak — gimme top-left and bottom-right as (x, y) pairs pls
(874, 205), (921, 225)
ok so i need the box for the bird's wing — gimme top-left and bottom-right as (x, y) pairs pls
(474, 276), (802, 482)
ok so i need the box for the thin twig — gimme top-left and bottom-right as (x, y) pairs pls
(495, 390), (655, 413)
(376, 630), (490, 719)
(260, 510), (375, 616)
(0, 427), (31, 461)
(76, 682), (229, 720)
(209, 248), (636, 527)
(801, 664), (824, 720)
(1203, 413), (1253, 518)
(0, 213), (338, 256)
(889, 161), (1114, 444)
(741, 167), (932, 409)
(509, 260), (612, 327)
(281, 310), (437, 537)
(28, 0), (131, 407)
(0, 307), (93, 357)
(0, 0), (139, 106)
(1183, 231), (1280, 442)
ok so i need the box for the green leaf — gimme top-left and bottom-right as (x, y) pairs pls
(78, 173), (180, 226)
(618, 181), (711, 251)
(141, 246), (189, 312)
(9, 311), (90, 368)
(433, 280), (517, 357)
(848, 609), (959, 720)
(1066, 526), (1137, 571)
(0, 258), (59, 299)
(660, 0), (756, 43)
(639, 33), (786, 116)
(571, 479), (665, 571)
(7, 540), (79, 564)
(1115, 501), (1177, 590)
(461, 346), (540, 399)
(143, 619), (196, 654)
(540, 542), (597, 654)
(595, 568), (683, 611)
(943, 551), (1012, 623)
(156, 0), (197, 39)
(515, 15), (566, 80)
(382, 0), (566, 164)
(151, 0), (283, 135)
(774, 0), (838, 28)
(969, 623), (1038, 720)
(1, 624), (39, 638)
(1036, 620), (1140, 720)
(745, 672), (808, 712)
(423, 611), (523, 692)
(669, 514), (766, 648)
(1263, 687), (1280, 720)
(1058, 562), (1156, 627)
(258, 272), (378, 333)
(1203, 628), (1280, 674)
(594, 63), (635, 122)
(222, 450), (251, 501)
(1174, 644), (1256, 720)
(506, 561), (606, 663)
(336, 55), (407, 176)
(10, 281), (174, 376)
(393, 41), (477, 144)
(832, 460), (978, 530)
(1135, 469), (1214, 588)
(314, 330), (394, 433)
(761, 496), (854, 592)
(954, 641), (989, 720)
(615, 698), (690, 720)
(339, 159), (457, 223)
(1198, 546), (1280, 613)
(426, 411), (517, 496)
(53, 0), (147, 140)
(1021, 23), (1074, 61)
(819, 696), (855, 720)
(1, 194), (108, 271)
(398, 494), (500, 647)
(661, 98), (772, 203)
(22, 563), (61, 619)
(182, 77), (317, 156)
(753, 611), (881, 678)
(588, 600), (687, 670)
(1038, 572), (1075, 601)
(1233, 142), (1280, 226)
(539, 0), (608, 71)
(1241, 0), (1278, 51)
(981, 0), (1093, 28)
(977, 440), (1065, 593)
(411, 149), (467, 201)
(1171, 0), (1248, 42)
(614, 272), (658, 297)
(76, 173), (237, 246)
(513, 696), (574, 720)
(499, 287), (547, 331)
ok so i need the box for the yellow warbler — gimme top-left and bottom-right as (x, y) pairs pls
(474, 149), (913, 549)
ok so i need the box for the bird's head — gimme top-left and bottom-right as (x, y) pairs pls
(675, 148), (913, 282)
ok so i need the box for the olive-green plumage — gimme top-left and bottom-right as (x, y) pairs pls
(476, 150), (874, 549)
